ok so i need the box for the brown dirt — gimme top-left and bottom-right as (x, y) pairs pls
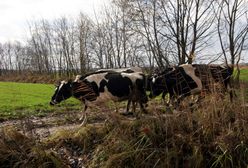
(0, 113), (80, 139)
(0, 106), (137, 140)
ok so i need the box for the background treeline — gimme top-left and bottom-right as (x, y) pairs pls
(0, 0), (247, 78)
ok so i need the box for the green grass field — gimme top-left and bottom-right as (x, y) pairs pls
(0, 82), (80, 120)
(240, 68), (248, 81)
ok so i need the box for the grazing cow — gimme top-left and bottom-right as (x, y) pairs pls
(149, 64), (233, 106)
(50, 71), (148, 125)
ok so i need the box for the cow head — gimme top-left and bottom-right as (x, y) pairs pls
(149, 75), (167, 98)
(50, 80), (73, 105)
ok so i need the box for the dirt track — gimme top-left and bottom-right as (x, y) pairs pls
(0, 107), (138, 140)
(0, 113), (79, 139)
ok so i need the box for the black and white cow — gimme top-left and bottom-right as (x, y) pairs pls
(149, 64), (233, 106)
(50, 71), (148, 125)
(74, 67), (144, 113)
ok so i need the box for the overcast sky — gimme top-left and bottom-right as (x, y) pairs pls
(0, 0), (109, 43)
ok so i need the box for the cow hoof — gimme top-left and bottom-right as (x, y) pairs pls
(120, 111), (134, 116)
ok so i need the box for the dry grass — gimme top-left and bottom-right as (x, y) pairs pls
(86, 87), (248, 168)
(0, 85), (247, 168)
(0, 127), (66, 168)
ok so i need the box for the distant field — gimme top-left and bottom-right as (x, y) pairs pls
(240, 68), (248, 81)
(0, 82), (80, 120)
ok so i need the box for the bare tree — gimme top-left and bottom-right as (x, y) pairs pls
(159, 0), (216, 65)
(28, 20), (54, 74)
(110, 0), (130, 68)
(130, 0), (170, 68)
(53, 17), (78, 77)
(216, 0), (248, 81)
(77, 13), (93, 74)
(101, 0), (142, 68)
(90, 22), (105, 68)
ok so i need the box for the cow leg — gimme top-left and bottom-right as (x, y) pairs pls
(80, 106), (88, 126)
(132, 100), (137, 114)
(80, 102), (88, 126)
(168, 94), (176, 107)
(79, 101), (87, 120)
(139, 101), (147, 114)
(166, 93), (173, 106)
(79, 105), (88, 121)
(161, 92), (167, 104)
(120, 99), (133, 116)
(126, 99), (131, 113)
(134, 101), (141, 119)
(134, 101), (148, 119)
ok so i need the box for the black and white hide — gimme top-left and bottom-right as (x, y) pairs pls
(74, 67), (144, 114)
(149, 64), (233, 107)
(50, 71), (148, 125)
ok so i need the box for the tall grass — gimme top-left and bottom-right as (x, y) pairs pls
(0, 82), (247, 167)
(35, 84), (247, 168)
(87, 93), (247, 167)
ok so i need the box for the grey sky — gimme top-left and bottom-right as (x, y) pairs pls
(0, 0), (109, 43)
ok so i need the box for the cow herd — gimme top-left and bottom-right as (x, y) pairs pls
(50, 64), (233, 126)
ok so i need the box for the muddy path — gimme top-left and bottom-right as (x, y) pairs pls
(0, 111), (98, 138)
(0, 112), (80, 138)
(0, 100), (168, 141)
(0, 106), (139, 140)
